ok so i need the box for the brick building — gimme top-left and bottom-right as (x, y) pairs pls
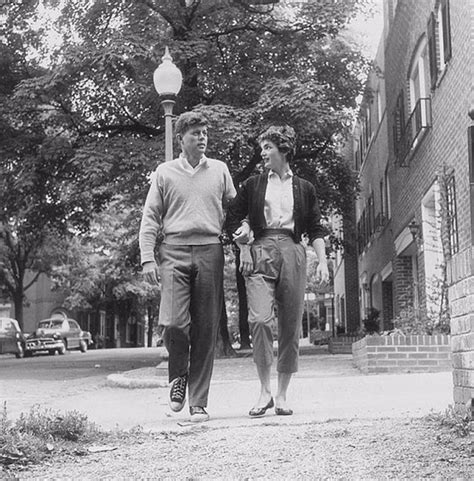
(342, 0), (473, 414)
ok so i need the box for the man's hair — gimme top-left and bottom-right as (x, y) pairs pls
(258, 125), (296, 162)
(175, 112), (209, 137)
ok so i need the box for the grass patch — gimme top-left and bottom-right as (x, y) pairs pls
(425, 405), (473, 438)
(0, 401), (102, 467)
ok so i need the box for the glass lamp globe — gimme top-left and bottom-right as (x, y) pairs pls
(153, 47), (183, 96)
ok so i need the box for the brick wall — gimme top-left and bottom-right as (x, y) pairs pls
(381, 280), (394, 329)
(448, 246), (474, 415)
(393, 255), (413, 315)
(343, 206), (361, 333)
(352, 335), (451, 374)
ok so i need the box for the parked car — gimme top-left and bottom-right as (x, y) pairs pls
(0, 318), (26, 358)
(27, 317), (92, 355)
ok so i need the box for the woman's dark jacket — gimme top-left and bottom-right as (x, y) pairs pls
(225, 172), (327, 244)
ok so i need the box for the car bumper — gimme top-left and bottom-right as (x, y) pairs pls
(25, 338), (64, 352)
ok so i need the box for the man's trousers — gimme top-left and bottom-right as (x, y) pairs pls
(158, 243), (224, 407)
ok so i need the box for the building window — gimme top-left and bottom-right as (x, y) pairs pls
(365, 106), (371, 147)
(446, 175), (459, 255)
(354, 139), (360, 171)
(438, 0), (452, 66)
(385, 168), (391, 219)
(377, 90), (383, 125)
(428, 1), (452, 89)
(392, 91), (405, 158)
(368, 193), (375, 237)
(409, 37), (428, 113)
(99, 310), (106, 338)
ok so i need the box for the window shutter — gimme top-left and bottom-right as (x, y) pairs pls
(441, 0), (452, 63)
(427, 12), (438, 89)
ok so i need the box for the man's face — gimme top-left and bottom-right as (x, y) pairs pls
(179, 124), (208, 158)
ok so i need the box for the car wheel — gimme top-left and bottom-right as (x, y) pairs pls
(15, 342), (25, 359)
(58, 341), (66, 355)
(48, 349), (56, 356)
(79, 339), (88, 353)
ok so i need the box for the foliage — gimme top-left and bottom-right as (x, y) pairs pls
(362, 307), (380, 334)
(393, 306), (450, 336)
(0, 0), (371, 329)
(425, 405), (473, 438)
(0, 402), (101, 467)
(15, 406), (98, 442)
(50, 197), (160, 312)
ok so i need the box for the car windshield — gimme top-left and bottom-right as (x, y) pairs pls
(38, 319), (63, 329)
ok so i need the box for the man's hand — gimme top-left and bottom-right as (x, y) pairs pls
(232, 222), (251, 244)
(316, 261), (329, 286)
(238, 244), (253, 277)
(142, 261), (160, 285)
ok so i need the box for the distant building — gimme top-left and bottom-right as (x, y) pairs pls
(2, 273), (146, 348)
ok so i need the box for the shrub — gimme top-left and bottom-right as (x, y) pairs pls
(15, 406), (98, 442)
(393, 306), (450, 335)
(0, 403), (101, 467)
(362, 308), (380, 334)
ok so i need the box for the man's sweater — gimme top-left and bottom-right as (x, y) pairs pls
(139, 155), (236, 265)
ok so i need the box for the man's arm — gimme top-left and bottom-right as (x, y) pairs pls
(139, 171), (163, 284)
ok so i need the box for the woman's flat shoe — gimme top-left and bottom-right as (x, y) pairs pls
(275, 407), (293, 416)
(249, 398), (274, 417)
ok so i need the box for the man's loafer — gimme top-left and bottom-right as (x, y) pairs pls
(275, 407), (293, 416)
(249, 397), (274, 417)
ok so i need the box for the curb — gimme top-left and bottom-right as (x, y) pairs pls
(106, 373), (169, 389)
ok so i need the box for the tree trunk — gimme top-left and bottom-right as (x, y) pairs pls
(235, 249), (251, 349)
(13, 289), (24, 331)
(147, 305), (154, 347)
(215, 298), (236, 358)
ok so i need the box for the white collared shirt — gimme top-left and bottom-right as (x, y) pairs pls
(179, 153), (208, 175)
(264, 169), (294, 231)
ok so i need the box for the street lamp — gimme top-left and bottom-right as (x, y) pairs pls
(153, 47), (183, 162)
(408, 220), (422, 241)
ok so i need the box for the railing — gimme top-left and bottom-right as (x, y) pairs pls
(397, 97), (432, 165)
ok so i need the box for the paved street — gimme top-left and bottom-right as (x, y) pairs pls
(0, 347), (160, 381)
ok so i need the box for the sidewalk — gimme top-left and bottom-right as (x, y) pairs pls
(49, 342), (454, 432)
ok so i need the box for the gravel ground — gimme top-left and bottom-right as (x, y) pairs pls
(7, 417), (473, 480)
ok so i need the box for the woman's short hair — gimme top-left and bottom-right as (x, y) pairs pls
(258, 125), (296, 161)
(175, 112), (209, 137)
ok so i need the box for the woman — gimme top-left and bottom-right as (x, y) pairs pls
(226, 125), (329, 417)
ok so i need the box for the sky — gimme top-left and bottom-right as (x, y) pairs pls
(347, 0), (384, 58)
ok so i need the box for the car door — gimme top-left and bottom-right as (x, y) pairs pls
(67, 320), (81, 348)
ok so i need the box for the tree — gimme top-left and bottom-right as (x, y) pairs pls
(51, 198), (161, 346)
(1, 0), (370, 346)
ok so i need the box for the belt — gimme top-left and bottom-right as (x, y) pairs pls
(260, 229), (294, 237)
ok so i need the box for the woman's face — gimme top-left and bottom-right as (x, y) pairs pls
(260, 140), (287, 172)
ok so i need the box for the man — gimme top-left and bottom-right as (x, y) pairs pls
(139, 112), (236, 422)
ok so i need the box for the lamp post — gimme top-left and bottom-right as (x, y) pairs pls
(153, 47), (183, 162)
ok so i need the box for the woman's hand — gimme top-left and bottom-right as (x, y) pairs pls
(316, 261), (329, 286)
(232, 222), (251, 244)
(238, 244), (253, 276)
